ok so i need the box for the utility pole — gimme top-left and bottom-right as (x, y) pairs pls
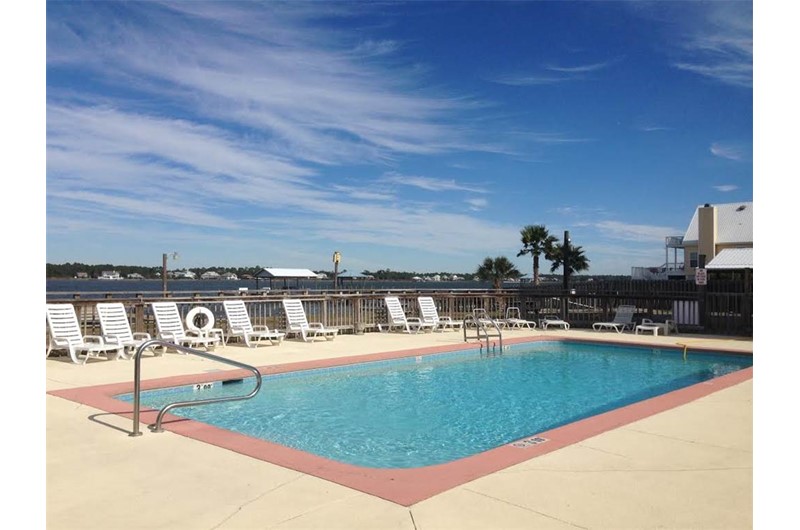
(562, 230), (571, 320)
(162, 252), (178, 296)
(332, 251), (341, 290)
(162, 253), (168, 296)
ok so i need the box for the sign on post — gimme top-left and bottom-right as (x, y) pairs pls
(695, 268), (707, 286)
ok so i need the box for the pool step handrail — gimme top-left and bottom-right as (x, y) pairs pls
(463, 309), (503, 353)
(130, 339), (262, 437)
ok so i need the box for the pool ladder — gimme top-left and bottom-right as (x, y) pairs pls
(129, 339), (262, 437)
(463, 309), (503, 354)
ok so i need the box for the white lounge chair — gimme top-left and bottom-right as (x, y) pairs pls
(46, 303), (125, 364)
(151, 302), (220, 351)
(592, 305), (636, 333)
(502, 307), (537, 329)
(223, 300), (285, 348)
(540, 316), (570, 330)
(281, 299), (338, 342)
(469, 308), (506, 329)
(417, 296), (463, 331)
(97, 302), (157, 357)
(379, 296), (436, 333)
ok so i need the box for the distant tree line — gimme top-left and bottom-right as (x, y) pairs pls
(46, 263), (267, 279)
(47, 263), (483, 280)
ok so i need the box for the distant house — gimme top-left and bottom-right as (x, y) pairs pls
(680, 202), (753, 280)
(632, 201), (753, 281)
(173, 269), (196, 279)
(98, 270), (121, 280)
(126, 273), (145, 280)
(221, 272), (238, 280)
(201, 271), (221, 280)
(74, 272), (89, 279)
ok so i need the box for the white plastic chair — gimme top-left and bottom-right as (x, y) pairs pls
(592, 305), (636, 333)
(151, 302), (219, 351)
(281, 299), (338, 342)
(379, 296), (436, 333)
(418, 296), (462, 331)
(502, 307), (537, 329)
(46, 304), (125, 364)
(223, 300), (285, 348)
(97, 302), (156, 357)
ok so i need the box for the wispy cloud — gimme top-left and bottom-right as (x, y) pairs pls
(491, 60), (616, 86)
(669, 3), (752, 88)
(636, 125), (672, 133)
(714, 184), (739, 192)
(383, 173), (489, 194)
(46, 2), (534, 265)
(543, 62), (614, 74)
(593, 220), (679, 243)
(466, 198), (488, 211)
(710, 142), (744, 161)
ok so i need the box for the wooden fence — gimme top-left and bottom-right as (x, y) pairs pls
(47, 279), (753, 348)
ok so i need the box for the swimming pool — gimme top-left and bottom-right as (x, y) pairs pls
(120, 341), (752, 469)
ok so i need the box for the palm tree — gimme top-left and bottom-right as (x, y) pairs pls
(475, 256), (522, 290)
(546, 232), (590, 289)
(517, 224), (557, 285)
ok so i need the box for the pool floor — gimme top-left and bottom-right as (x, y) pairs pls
(48, 336), (753, 506)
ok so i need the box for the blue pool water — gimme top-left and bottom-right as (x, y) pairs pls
(120, 341), (751, 468)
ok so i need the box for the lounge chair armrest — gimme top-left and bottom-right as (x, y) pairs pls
(83, 335), (105, 344)
(133, 332), (151, 340)
(160, 332), (180, 341)
(407, 317), (422, 323)
(185, 330), (203, 337)
(51, 337), (72, 348)
(229, 325), (247, 334)
(308, 322), (326, 329)
(104, 335), (124, 346)
(252, 325), (271, 332)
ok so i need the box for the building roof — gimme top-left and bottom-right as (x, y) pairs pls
(705, 248), (753, 270)
(254, 268), (319, 279)
(339, 273), (373, 279)
(682, 202), (753, 245)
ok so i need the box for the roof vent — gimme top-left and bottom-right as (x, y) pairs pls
(703, 203), (711, 207)
(736, 204), (747, 211)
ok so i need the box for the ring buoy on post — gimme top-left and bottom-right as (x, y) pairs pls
(186, 307), (215, 332)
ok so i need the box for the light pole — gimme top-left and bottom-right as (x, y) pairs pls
(332, 251), (341, 290)
(162, 252), (178, 296)
(562, 231), (570, 321)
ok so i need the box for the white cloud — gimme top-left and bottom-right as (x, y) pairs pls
(594, 220), (680, 243)
(466, 198), (488, 211)
(492, 60), (616, 86)
(667, 2), (752, 87)
(714, 184), (739, 192)
(710, 142), (744, 161)
(383, 173), (489, 194)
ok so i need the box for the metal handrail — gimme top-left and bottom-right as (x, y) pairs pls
(463, 309), (503, 353)
(130, 339), (262, 436)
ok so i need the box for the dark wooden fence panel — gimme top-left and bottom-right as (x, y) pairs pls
(48, 279), (752, 351)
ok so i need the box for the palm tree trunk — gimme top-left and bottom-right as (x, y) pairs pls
(533, 255), (540, 285)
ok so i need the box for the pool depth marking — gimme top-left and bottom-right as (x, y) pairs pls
(48, 337), (752, 506)
(511, 436), (549, 448)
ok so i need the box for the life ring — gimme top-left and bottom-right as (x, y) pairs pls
(186, 306), (215, 332)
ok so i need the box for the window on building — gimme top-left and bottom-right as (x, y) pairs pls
(689, 252), (698, 268)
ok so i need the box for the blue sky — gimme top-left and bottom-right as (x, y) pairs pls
(44, 1), (753, 275)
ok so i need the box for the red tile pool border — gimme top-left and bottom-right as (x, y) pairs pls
(49, 337), (753, 506)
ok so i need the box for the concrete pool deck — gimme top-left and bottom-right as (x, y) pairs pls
(46, 328), (753, 529)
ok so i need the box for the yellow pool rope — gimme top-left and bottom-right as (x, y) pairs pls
(676, 343), (689, 360)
